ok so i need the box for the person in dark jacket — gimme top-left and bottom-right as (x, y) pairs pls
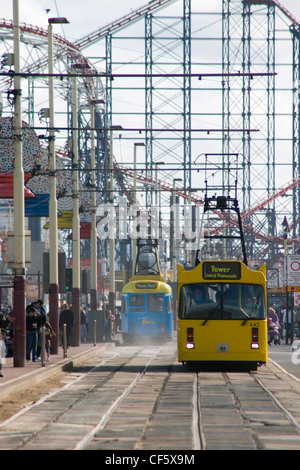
(0, 310), (15, 376)
(34, 300), (47, 359)
(59, 303), (74, 347)
(26, 305), (38, 362)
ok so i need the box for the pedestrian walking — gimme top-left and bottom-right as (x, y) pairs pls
(26, 305), (38, 362)
(34, 300), (47, 359)
(59, 303), (74, 347)
(38, 321), (55, 362)
(0, 310), (15, 376)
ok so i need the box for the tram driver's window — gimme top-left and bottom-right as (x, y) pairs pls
(148, 294), (164, 312)
(130, 295), (144, 306)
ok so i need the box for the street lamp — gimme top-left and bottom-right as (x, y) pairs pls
(70, 62), (90, 346)
(132, 142), (145, 273)
(154, 162), (165, 206)
(13, 0), (25, 367)
(282, 217), (292, 344)
(172, 178), (182, 282)
(89, 99), (105, 310)
(154, 162), (165, 241)
(109, 126), (123, 315)
(48, 17), (69, 24)
(48, 16), (69, 354)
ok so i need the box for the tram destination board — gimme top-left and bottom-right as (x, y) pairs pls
(135, 282), (157, 289)
(202, 261), (241, 280)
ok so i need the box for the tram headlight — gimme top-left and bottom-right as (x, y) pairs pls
(186, 343), (195, 349)
(251, 343), (259, 349)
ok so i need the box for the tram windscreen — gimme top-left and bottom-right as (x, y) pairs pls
(129, 295), (145, 306)
(148, 294), (164, 312)
(179, 283), (265, 320)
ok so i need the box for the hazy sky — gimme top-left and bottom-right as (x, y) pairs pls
(1, 0), (299, 45)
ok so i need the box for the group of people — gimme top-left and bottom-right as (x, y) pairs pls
(78, 305), (120, 342)
(61, 303), (92, 345)
(1, 301), (120, 377)
(0, 300), (55, 377)
(267, 303), (300, 344)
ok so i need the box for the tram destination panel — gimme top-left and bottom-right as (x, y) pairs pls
(202, 261), (241, 281)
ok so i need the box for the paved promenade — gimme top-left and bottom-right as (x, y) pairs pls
(0, 339), (118, 400)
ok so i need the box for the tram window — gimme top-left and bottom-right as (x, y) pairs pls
(129, 295), (145, 307)
(179, 283), (265, 320)
(121, 297), (126, 313)
(167, 297), (172, 313)
(148, 294), (164, 312)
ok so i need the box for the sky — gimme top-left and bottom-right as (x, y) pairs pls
(1, 0), (300, 210)
(1, 1), (299, 172)
(0, 0), (299, 44)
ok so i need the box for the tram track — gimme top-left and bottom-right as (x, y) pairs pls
(0, 344), (175, 450)
(75, 346), (164, 450)
(192, 362), (300, 450)
(0, 351), (122, 429)
(3, 341), (300, 450)
(252, 373), (300, 432)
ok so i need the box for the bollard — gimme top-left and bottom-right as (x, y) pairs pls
(94, 319), (96, 346)
(63, 323), (67, 358)
(41, 326), (46, 367)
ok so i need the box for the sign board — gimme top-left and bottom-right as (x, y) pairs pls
(286, 286), (300, 292)
(267, 269), (278, 289)
(202, 261), (241, 280)
(0, 275), (14, 287)
(135, 282), (157, 290)
(26, 274), (42, 284)
(285, 255), (300, 290)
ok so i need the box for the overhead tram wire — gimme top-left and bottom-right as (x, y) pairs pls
(0, 71), (277, 79)
(29, 126), (261, 133)
(31, 166), (244, 173)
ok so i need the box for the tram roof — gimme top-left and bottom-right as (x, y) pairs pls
(177, 260), (266, 285)
(122, 276), (172, 294)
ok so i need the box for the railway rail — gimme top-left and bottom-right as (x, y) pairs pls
(1, 342), (300, 451)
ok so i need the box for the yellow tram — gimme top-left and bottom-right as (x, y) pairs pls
(177, 259), (268, 370)
(177, 189), (268, 371)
